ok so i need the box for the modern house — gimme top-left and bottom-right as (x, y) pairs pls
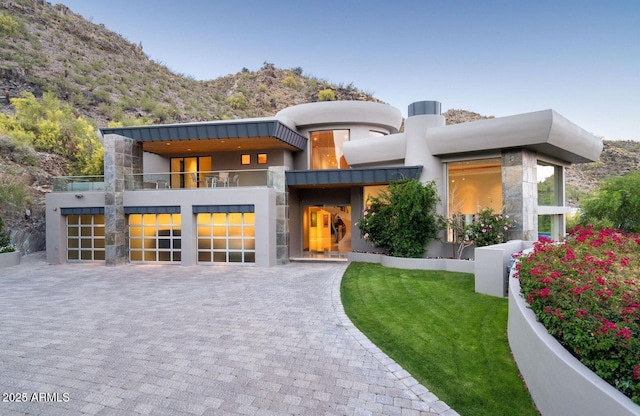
(45, 100), (603, 266)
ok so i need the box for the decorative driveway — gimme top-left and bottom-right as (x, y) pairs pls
(0, 254), (456, 415)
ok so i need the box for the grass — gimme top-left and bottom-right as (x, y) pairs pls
(341, 262), (538, 416)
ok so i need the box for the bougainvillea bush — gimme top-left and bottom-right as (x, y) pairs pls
(515, 226), (640, 404)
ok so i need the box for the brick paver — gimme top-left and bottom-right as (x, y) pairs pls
(0, 253), (457, 415)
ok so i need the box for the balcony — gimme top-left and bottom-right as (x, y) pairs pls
(52, 170), (278, 192)
(124, 169), (272, 190)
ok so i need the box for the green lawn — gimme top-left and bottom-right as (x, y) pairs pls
(341, 262), (538, 416)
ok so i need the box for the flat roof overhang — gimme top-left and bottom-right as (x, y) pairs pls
(100, 119), (307, 155)
(285, 166), (423, 188)
(427, 109), (603, 163)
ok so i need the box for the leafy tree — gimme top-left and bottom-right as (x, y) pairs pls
(578, 170), (640, 233)
(358, 179), (445, 258)
(0, 92), (103, 175)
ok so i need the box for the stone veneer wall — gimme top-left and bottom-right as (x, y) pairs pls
(269, 166), (289, 265)
(104, 134), (142, 266)
(502, 149), (538, 241)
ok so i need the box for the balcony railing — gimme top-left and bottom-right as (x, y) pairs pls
(124, 169), (272, 191)
(52, 176), (105, 192)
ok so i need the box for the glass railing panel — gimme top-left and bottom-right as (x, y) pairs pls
(52, 176), (105, 192)
(123, 170), (271, 190)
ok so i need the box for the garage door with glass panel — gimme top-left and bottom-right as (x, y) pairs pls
(62, 207), (105, 262)
(195, 205), (255, 264)
(126, 206), (181, 263)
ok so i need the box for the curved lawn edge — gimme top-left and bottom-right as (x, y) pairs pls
(330, 262), (458, 416)
(508, 273), (640, 416)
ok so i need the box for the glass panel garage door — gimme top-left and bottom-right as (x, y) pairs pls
(129, 213), (181, 263)
(67, 214), (105, 262)
(197, 212), (255, 264)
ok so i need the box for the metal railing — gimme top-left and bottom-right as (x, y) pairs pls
(52, 176), (105, 192)
(124, 169), (272, 191)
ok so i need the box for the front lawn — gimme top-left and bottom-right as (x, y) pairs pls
(341, 262), (538, 416)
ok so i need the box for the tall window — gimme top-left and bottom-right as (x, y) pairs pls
(537, 161), (564, 240)
(170, 156), (212, 188)
(537, 162), (560, 206)
(310, 130), (350, 170)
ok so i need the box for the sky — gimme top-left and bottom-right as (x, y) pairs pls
(57, 0), (639, 141)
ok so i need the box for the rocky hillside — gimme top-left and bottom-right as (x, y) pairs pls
(0, 0), (379, 126)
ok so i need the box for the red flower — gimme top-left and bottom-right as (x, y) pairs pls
(634, 366), (640, 380)
(539, 287), (550, 298)
(575, 309), (588, 317)
(616, 328), (632, 340)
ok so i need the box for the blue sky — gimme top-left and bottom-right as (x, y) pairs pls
(57, 0), (639, 141)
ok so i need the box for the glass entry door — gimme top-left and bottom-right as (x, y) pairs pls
(302, 205), (351, 255)
(170, 156), (212, 188)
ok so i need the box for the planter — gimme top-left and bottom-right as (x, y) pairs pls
(0, 251), (21, 268)
(348, 252), (475, 274)
(508, 274), (640, 416)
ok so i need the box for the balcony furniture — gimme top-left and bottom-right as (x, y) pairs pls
(217, 172), (230, 187)
(156, 180), (170, 189)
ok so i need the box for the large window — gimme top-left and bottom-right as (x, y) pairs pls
(537, 162), (561, 206)
(447, 158), (502, 241)
(310, 130), (350, 170)
(197, 213), (255, 264)
(447, 158), (502, 215)
(129, 213), (181, 263)
(67, 214), (105, 262)
(170, 156), (212, 188)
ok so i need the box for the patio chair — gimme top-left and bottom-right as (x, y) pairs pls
(189, 172), (207, 188)
(156, 179), (170, 189)
(217, 172), (230, 187)
(230, 174), (239, 187)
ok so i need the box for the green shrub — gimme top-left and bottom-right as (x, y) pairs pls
(0, 13), (20, 37)
(317, 88), (336, 101)
(226, 92), (248, 110)
(358, 179), (445, 257)
(579, 171), (640, 233)
(0, 181), (29, 211)
(0, 215), (14, 253)
(282, 75), (298, 89)
(467, 207), (515, 247)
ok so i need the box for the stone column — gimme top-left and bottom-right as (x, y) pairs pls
(502, 149), (538, 241)
(104, 134), (142, 266)
(269, 166), (289, 265)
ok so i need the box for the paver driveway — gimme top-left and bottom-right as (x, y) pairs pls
(0, 254), (456, 416)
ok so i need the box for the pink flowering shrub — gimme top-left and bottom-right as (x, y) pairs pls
(516, 226), (640, 404)
(467, 207), (515, 247)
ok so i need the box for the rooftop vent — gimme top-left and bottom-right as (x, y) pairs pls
(408, 101), (441, 117)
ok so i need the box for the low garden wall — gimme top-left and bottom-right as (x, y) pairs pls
(508, 273), (640, 416)
(474, 240), (534, 297)
(0, 251), (21, 268)
(347, 252), (475, 274)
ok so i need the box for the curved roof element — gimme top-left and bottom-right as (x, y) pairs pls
(342, 133), (407, 166)
(427, 110), (603, 163)
(276, 101), (403, 132)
